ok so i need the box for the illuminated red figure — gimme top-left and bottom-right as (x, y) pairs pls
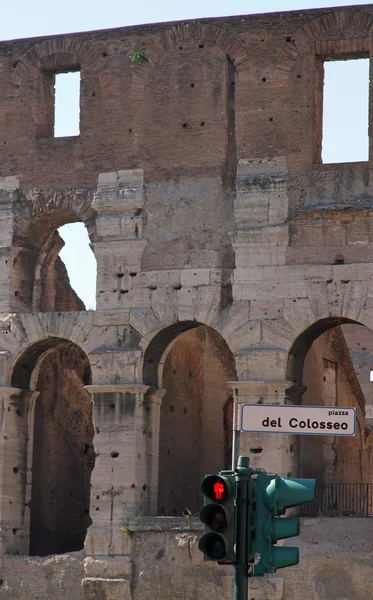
(213, 480), (225, 501)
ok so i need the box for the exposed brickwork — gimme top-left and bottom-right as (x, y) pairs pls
(2, 5), (373, 599)
(1, 5), (373, 187)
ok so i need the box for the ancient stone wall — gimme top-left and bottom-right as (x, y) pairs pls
(1, 4), (373, 599)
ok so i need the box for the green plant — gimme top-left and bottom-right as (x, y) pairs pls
(121, 517), (131, 535)
(131, 50), (148, 66)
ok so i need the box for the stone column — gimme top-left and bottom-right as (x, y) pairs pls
(0, 387), (38, 554)
(144, 387), (166, 516)
(84, 384), (164, 556)
(227, 380), (297, 477)
(92, 169), (148, 313)
(0, 183), (25, 313)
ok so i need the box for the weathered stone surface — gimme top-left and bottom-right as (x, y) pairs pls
(0, 5), (373, 600)
(0, 553), (85, 599)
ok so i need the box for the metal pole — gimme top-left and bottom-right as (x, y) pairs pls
(234, 456), (251, 600)
(232, 389), (240, 470)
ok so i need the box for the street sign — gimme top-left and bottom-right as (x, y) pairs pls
(241, 404), (356, 436)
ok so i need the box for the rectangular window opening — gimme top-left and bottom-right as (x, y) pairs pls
(370, 369), (373, 382)
(322, 57), (369, 164)
(54, 71), (81, 138)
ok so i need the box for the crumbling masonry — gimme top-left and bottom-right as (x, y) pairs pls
(0, 4), (373, 600)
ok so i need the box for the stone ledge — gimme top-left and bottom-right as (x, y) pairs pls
(84, 556), (132, 578)
(82, 577), (131, 600)
(128, 516), (202, 532)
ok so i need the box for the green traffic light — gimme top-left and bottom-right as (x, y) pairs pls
(253, 473), (316, 575)
(271, 546), (299, 569)
(264, 477), (317, 513)
(263, 516), (300, 541)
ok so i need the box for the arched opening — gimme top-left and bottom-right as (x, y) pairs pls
(12, 193), (96, 313)
(287, 317), (373, 489)
(143, 322), (237, 516)
(58, 222), (97, 310)
(31, 215), (97, 312)
(12, 337), (94, 556)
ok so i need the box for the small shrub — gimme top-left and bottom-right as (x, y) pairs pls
(131, 50), (148, 66)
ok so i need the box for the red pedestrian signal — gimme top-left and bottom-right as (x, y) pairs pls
(198, 472), (236, 563)
(213, 481), (225, 501)
(200, 475), (229, 503)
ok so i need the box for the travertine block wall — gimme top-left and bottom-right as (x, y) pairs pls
(0, 4), (373, 599)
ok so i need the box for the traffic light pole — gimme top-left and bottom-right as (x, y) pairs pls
(234, 456), (252, 600)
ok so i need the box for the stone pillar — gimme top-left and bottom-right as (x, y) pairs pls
(0, 387), (38, 554)
(0, 183), (25, 313)
(92, 169), (148, 313)
(144, 387), (166, 515)
(230, 157), (289, 285)
(84, 384), (164, 556)
(227, 380), (297, 477)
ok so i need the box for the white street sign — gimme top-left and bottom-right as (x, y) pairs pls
(241, 404), (356, 436)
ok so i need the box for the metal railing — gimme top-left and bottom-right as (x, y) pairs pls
(300, 483), (373, 517)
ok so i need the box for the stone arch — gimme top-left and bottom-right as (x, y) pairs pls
(132, 284), (230, 354)
(130, 21), (250, 101)
(11, 37), (109, 110)
(11, 336), (94, 556)
(11, 189), (96, 312)
(0, 312), (96, 369)
(274, 9), (373, 82)
(10, 36), (110, 139)
(286, 316), (358, 390)
(143, 321), (237, 516)
(13, 187), (96, 245)
(11, 37), (107, 89)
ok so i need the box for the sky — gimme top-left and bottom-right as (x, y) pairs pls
(1, 0), (370, 309)
(1, 1), (372, 40)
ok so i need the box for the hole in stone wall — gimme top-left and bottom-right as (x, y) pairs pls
(58, 223), (97, 309)
(322, 58), (369, 163)
(334, 255), (345, 265)
(54, 71), (80, 137)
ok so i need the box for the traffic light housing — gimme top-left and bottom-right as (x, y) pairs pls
(253, 473), (316, 574)
(198, 472), (235, 564)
